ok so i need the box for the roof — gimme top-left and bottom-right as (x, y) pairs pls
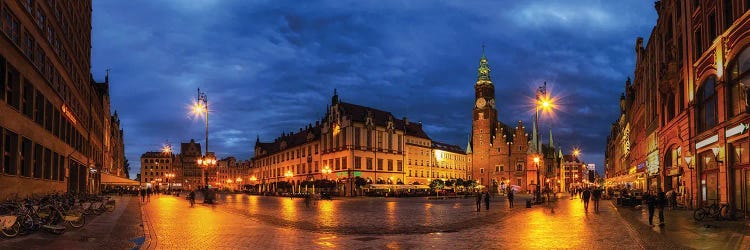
(255, 126), (321, 158)
(140, 151), (172, 158)
(432, 141), (466, 155)
(563, 154), (581, 162)
(337, 102), (430, 140)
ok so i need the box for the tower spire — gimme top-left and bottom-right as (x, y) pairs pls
(549, 128), (554, 148)
(477, 45), (491, 82)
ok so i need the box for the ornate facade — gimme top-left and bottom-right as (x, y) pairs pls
(606, 1), (750, 216)
(467, 52), (558, 192)
(250, 91), (467, 195)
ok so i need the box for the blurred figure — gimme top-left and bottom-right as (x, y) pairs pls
(582, 188), (591, 212)
(657, 188), (666, 226)
(476, 192), (482, 212)
(484, 191), (490, 211)
(645, 190), (656, 226)
(507, 187), (515, 208)
(592, 187), (602, 212)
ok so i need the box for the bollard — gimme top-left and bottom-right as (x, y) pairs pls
(526, 199), (532, 208)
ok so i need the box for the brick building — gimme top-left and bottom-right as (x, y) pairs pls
(606, 1), (750, 216)
(467, 52), (560, 193)
(0, 1), (125, 200)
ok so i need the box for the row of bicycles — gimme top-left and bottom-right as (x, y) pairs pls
(0, 193), (115, 238)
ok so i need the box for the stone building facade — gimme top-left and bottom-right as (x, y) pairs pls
(0, 1), (125, 200)
(606, 1), (750, 216)
(250, 91), (467, 195)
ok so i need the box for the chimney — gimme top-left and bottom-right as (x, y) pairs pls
(403, 117), (409, 125)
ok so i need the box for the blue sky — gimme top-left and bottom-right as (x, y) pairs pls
(90, 1), (658, 179)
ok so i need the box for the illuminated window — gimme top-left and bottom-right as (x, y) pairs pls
(728, 47), (750, 117)
(697, 76), (717, 132)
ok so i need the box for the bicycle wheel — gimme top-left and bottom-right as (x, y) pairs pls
(720, 205), (734, 220)
(1, 218), (20, 238)
(67, 215), (85, 228)
(693, 208), (706, 221)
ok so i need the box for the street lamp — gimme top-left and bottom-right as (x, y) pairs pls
(196, 154), (216, 203)
(533, 156), (540, 202)
(684, 155), (694, 209)
(284, 170), (294, 193)
(534, 82), (553, 204)
(165, 173), (175, 192)
(236, 177), (242, 192)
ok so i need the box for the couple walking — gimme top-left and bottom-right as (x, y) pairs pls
(580, 187), (602, 212)
(476, 191), (491, 211)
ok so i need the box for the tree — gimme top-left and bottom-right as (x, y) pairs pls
(455, 178), (465, 188)
(430, 179), (445, 190)
(354, 177), (368, 188)
(444, 179), (456, 187)
(464, 180), (477, 189)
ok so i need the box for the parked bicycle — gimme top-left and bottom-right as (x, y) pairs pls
(693, 200), (733, 221)
(0, 193), (115, 239)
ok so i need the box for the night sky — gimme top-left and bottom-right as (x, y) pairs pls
(90, 1), (658, 179)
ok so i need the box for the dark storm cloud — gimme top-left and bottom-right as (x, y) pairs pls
(91, 0), (657, 178)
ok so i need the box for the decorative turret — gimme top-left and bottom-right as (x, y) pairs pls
(332, 88), (339, 105)
(477, 45), (491, 83)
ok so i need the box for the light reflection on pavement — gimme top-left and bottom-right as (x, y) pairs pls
(140, 194), (686, 249)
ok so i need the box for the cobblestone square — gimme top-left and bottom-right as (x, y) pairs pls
(2, 193), (749, 249)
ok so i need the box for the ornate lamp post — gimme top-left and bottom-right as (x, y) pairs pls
(534, 82), (553, 203)
(196, 154), (216, 203)
(249, 175), (258, 193)
(165, 173), (175, 192)
(284, 170), (294, 193)
(684, 155), (694, 209)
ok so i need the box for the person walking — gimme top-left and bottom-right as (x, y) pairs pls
(475, 191), (482, 212)
(507, 187), (514, 208)
(140, 188), (146, 203)
(146, 188), (152, 202)
(582, 188), (591, 212)
(592, 187), (602, 212)
(657, 188), (666, 226)
(484, 191), (491, 211)
(188, 190), (196, 207)
(645, 190), (657, 226)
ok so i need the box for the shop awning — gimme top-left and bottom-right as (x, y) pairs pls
(605, 172), (644, 186)
(366, 184), (431, 190)
(101, 173), (140, 186)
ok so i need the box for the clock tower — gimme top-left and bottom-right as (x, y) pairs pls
(471, 49), (497, 185)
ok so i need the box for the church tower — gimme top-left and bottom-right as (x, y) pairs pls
(471, 48), (497, 185)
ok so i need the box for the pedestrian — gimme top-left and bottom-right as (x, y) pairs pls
(484, 191), (490, 211)
(507, 187), (514, 208)
(582, 188), (591, 212)
(592, 187), (602, 212)
(475, 191), (482, 212)
(140, 188), (146, 202)
(669, 188), (678, 209)
(657, 188), (666, 226)
(146, 188), (152, 202)
(645, 190), (657, 226)
(188, 190), (196, 207)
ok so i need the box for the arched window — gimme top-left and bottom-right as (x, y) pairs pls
(728, 47), (750, 117)
(697, 76), (718, 132)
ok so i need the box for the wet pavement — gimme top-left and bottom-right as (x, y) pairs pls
(614, 202), (750, 249)
(0, 195), (145, 249)
(139, 193), (679, 249)
(4, 193), (749, 249)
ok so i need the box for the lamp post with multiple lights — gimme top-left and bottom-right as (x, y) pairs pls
(192, 88), (216, 203)
(534, 82), (553, 203)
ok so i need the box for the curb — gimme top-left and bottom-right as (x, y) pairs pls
(139, 201), (157, 250)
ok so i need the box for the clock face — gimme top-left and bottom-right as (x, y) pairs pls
(475, 98), (486, 109)
(489, 99), (495, 108)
